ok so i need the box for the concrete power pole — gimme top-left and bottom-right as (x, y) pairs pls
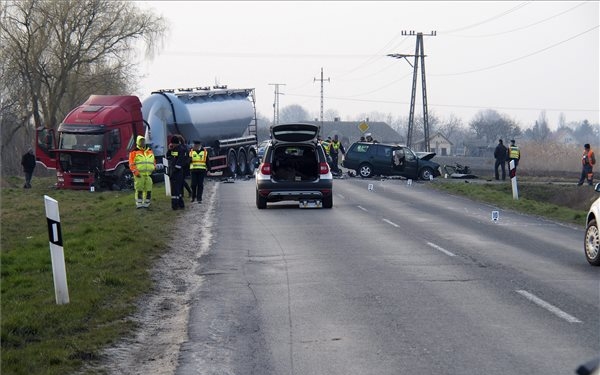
(314, 67), (330, 127)
(388, 30), (436, 151)
(269, 83), (285, 125)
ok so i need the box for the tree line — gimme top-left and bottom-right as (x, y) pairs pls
(0, 0), (166, 175)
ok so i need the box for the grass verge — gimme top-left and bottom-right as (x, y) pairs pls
(1, 176), (177, 375)
(430, 180), (594, 226)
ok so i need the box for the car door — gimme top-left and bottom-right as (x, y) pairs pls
(372, 144), (393, 175)
(400, 147), (419, 179)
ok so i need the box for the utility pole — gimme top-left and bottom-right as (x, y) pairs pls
(313, 67), (330, 127)
(268, 83), (285, 125)
(388, 30), (436, 151)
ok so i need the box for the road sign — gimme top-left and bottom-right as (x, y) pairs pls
(358, 121), (369, 133)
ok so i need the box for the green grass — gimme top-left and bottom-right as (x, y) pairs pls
(1, 177), (177, 375)
(431, 180), (591, 226)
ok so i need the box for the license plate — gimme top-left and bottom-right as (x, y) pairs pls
(299, 200), (322, 208)
(73, 178), (84, 183)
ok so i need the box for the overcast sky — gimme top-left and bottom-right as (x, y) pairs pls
(135, 1), (599, 130)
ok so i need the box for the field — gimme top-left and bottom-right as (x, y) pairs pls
(1, 176), (178, 375)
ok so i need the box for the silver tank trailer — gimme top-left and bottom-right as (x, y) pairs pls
(142, 88), (255, 158)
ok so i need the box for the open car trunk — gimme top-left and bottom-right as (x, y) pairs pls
(271, 145), (319, 182)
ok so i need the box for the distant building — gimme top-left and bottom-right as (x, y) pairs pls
(413, 132), (453, 155)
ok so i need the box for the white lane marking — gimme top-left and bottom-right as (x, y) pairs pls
(337, 194), (345, 199)
(357, 205), (368, 212)
(382, 219), (400, 228)
(516, 290), (582, 324)
(426, 242), (456, 257)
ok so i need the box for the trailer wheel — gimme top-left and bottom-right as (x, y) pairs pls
(227, 149), (237, 176)
(237, 148), (248, 175)
(247, 149), (257, 175)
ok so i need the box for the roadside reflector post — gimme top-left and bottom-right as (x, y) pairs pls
(44, 195), (70, 305)
(509, 160), (519, 200)
(163, 159), (171, 196)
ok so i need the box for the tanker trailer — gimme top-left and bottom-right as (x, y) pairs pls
(142, 87), (258, 176)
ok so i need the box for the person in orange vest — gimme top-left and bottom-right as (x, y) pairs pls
(578, 143), (596, 186)
(129, 135), (156, 208)
(189, 140), (208, 203)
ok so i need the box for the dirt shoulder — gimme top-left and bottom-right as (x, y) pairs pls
(80, 181), (218, 375)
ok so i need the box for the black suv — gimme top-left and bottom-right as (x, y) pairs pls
(255, 123), (333, 209)
(342, 142), (441, 180)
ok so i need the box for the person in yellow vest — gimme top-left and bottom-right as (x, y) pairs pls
(189, 140), (208, 203)
(128, 135), (156, 208)
(578, 143), (596, 186)
(507, 139), (521, 174)
(329, 134), (346, 175)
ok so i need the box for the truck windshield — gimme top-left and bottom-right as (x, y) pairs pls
(59, 133), (104, 152)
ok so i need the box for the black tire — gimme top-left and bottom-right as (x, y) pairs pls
(247, 149), (257, 175)
(585, 219), (600, 266)
(227, 149), (237, 176)
(118, 169), (134, 190)
(358, 163), (373, 178)
(322, 194), (333, 209)
(256, 189), (267, 209)
(237, 148), (247, 175)
(419, 167), (434, 180)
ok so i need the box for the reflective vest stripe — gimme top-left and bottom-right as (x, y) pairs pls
(190, 150), (207, 170)
(509, 146), (520, 159)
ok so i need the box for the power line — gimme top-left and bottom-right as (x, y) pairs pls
(283, 93), (599, 114)
(441, 2), (531, 34)
(448, 2), (589, 38)
(432, 24), (599, 77)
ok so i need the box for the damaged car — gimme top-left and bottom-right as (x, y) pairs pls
(343, 142), (441, 180)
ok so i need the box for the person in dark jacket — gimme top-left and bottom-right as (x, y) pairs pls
(493, 139), (507, 180)
(21, 147), (36, 188)
(167, 135), (188, 210)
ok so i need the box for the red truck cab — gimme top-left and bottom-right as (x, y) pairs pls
(36, 95), (146, 190)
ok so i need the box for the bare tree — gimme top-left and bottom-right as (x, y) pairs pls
(469, 109), (522, 143)
(0, 0), (166, 174)
(279, 104), (310, 123)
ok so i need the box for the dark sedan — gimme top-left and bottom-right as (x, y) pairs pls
(342, 142), (441, 180)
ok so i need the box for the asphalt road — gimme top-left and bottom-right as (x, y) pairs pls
(175, 177), (599, 375)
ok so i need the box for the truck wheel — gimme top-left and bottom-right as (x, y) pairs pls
(227, 149), (237, 176)
(247, 149), (257, 175)
(256, 189), (267, 209)
(237, 148), (248, 175)
(119, 169), (134, 190)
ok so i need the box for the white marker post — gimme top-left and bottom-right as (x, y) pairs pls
(163, 158), (171, 196)
(492, 210), (499, 222)
(509, 160), (519, 200)
(44, 195), (70, 305)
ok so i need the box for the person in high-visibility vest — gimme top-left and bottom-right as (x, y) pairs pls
(578, 143), (596, 186)
(507, 139), (521, 175)
(189, 140), (208, 203)
(128, 135), (156, 208)
(329, 134), (346, 175)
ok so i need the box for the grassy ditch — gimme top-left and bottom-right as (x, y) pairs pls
(1, 176), (177, 375)
(431, 179), (597, 226)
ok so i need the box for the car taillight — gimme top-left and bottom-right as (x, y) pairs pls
(319, 162), (330, 174)
(260, 162), (271, 175)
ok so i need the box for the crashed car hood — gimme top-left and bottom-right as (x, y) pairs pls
(416, 151), (436, 160)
